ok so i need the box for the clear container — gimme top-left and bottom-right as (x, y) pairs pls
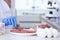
(0, 23), (5, 35)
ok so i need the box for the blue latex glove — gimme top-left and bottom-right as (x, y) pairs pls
(2, 16), (17, 28)
(9, 16), (17, 27)
(2, 18), (9, 26)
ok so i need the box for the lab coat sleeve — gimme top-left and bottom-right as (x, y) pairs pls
(0, 4), (4, 21)
(0, 0), (11, 19)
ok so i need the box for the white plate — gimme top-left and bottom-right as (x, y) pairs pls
(10, 32), (36, 36)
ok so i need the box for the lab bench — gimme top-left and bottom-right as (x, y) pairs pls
(0, 33), (60, 40)
(0, 28), (60, 40)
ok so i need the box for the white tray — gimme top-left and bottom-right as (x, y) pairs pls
(10, 32), (36, 36)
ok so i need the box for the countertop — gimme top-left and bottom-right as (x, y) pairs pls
(0, 28), (60, 40)
(0, 33), (60, 40)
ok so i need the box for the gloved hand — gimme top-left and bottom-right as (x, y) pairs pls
(2, 16), (17, 28)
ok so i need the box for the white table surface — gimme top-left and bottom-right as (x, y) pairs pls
(0, 27), (60, 40)
(0, 33), (60, 40)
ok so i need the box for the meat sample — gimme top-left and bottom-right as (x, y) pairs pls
(10, 29), (36, 33)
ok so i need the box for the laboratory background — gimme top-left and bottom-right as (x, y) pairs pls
(0, 0), (60, 40)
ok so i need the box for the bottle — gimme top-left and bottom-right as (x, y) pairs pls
(49, 27), (58, 38)
(0, 23), (5, 35)
(36, 26), (47, 38)
(45, 28), (53, 38)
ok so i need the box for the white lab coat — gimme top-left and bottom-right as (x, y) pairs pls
(0, 0), (11, 21)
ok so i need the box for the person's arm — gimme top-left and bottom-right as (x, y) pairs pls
(4, 0), (11, 8)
